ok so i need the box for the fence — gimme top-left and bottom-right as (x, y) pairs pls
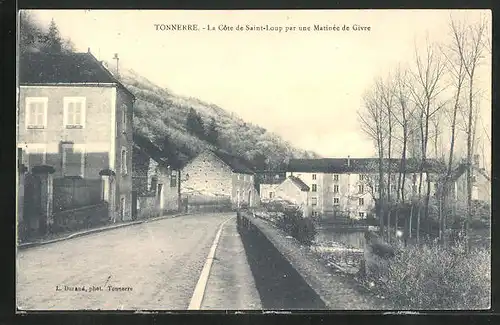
(53, 177), (102, 212)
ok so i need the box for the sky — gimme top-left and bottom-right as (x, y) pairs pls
(26, 9), (491, 164)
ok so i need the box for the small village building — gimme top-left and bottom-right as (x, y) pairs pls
(181, 149), (260, 210)
(272, 176), (311, 216)
(17, 50), (135, 238)
(132, 133), (181, 220)
(255, 170), (287, 203)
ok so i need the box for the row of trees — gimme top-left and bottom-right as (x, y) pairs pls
(358, 13), (490, 252)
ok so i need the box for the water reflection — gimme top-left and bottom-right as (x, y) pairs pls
(315, 227), (366, 250)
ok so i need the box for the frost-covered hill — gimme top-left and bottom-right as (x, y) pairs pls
(117, 66), (320, 169)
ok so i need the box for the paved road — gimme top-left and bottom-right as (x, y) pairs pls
(16, 213), (261, 310)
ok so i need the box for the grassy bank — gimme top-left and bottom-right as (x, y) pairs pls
(372, 241), (490, 310)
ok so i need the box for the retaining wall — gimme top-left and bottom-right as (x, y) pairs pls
(237, 210), (392, 310)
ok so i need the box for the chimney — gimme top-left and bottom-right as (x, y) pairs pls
(88, 47), (91, 53)
(113, 53), (120, 78)
(347, 155), (351, 167)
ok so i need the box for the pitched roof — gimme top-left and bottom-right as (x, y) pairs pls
(450, 163), (467, 182)
(288, 158), (444, 174)
(475, 166), (491, 182)
(133, 133), (170, 168)
(19, 51), (135, 99)
(210, 150), (255, 175)
(450, 163), (491, 182)
(287, 176), (310, 191)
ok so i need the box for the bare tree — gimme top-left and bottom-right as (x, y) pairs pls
(390, 66), (420, 242)
(358, 87), (387, 237)
(377, 76), (397, 241)
(449, 14), (488, 253)
(408, 38), (447, 243)
(392, 66), (417, 204)
(437, 15), (468, 245)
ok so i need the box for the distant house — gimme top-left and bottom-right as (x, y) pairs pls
(181, 149), (259, 209)
(17, 50), (135, 226)
(452, 154), (491, 210)
(132, 133), (180, 219)
(255, 170), (287, 202)
(272, 176), (311, 208)
(287, 157), (444, 219)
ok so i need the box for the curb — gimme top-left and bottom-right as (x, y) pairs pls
(18, 213), (188, 250)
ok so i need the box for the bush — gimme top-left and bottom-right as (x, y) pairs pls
(373, 241), (490, 309)
(278, 205), (317, 245)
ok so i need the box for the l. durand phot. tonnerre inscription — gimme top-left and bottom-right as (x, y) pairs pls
(55, 285), (134, 293)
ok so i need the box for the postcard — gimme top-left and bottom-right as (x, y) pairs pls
(16, 9), (491, 311)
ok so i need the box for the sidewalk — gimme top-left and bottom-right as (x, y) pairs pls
(18, 213), (188, 250)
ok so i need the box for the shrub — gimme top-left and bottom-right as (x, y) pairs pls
(278, 205), (317, 245)
(373, 241), (490, 310)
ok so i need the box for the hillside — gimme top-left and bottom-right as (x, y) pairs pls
(114, 66), (320, 169)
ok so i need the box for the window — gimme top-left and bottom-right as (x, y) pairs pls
(390, 174), (396, 182)
(391, 184), (397, 192)
(269, 192), (274, 199)
(121, 147), (127, 175)
(312, 211), (319, 217)
(312, 184), (317, 192)
(333, 185), (339, 193)
(358, 185), (364, 193)
(333, 174), (339, 181)
(170, 170), (177, 188)
(311, 197), (318, 206)
(62, 143), (85, 177)
(312, 174), (317, 180)
(358, 198), (364, 206)
(412, 174), (417, 183)
(122, 106), (127, 132)
(359, 174), (365, 181)
(25, 97), (48, 129)
(359, 212), (365, 219)
(375, 184), (380, 193)
(63, 97), (86, 128)
(151, 176), (158, 192)
(333, 197), (340, 205)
